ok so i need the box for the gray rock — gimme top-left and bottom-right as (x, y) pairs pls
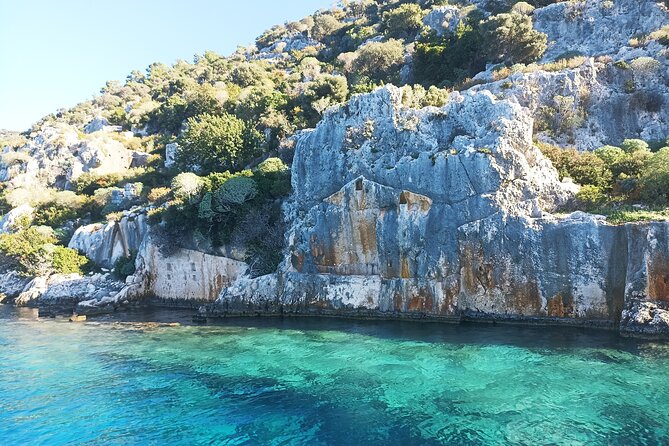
(534, 0), (669, 61)
(68, 212), (149, 268)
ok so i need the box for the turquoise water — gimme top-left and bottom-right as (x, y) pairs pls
(1, 306), (668, 445)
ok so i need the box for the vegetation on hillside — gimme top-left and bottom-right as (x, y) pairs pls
(0, 0), (668, 275)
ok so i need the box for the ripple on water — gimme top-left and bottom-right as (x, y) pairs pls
(0, 308), (668, 445)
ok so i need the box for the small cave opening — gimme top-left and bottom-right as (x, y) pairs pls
(355, 178), (363, 191)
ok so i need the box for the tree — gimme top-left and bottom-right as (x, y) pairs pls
(640, 148), (669, 204)
(413, 13), (486, 87)
(171, 172), (206, 202)
(382, 4), (426, 39)
(621, 139), (650, 154)
(352, 39), (405, 82)
(177, 113), (263, 174)
(481, 12), (547, 65)
(311, 13), (344, 41)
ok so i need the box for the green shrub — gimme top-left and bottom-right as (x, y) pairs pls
(481, 12), (547, 65)
(147, 187), (171, 204)
(640, 148), (669, 204)
(351, 39), (405, 83)
(257, 157), (288, 174)
(0, 222), (87, 276)
(413, 15), (486, 87)
(575, 185), (606, 211)
(382, 4), (426, 39)
(620, 139), (650, 154)
(113, 251), (137, 279)
(538, 143), (612, 189)
(177, 112), (263, 174)
(51, 246), (89, 275)
(171, 172), (206, 202)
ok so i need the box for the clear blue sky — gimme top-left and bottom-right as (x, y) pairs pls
(0, 0), (333, 131)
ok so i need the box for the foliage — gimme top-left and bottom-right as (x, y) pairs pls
(147, 187), (171, 204)
(113, 251), (137, 279)
(177, 112), (263, 174)
(351, 39), (405, 83)
(382, 4), (426, 39)
(538, 143), (611, 189)
(640, 148), (669, 204)
(0, 219), (88, 276)
(171, 172), (206, 202)
(480, 12), (547, 65)
(575, 185), (606, 211)
(51, 246), (89, 275)
(413, 13), (486, 87)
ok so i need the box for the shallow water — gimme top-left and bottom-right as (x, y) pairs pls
(1, 306), (668, 445)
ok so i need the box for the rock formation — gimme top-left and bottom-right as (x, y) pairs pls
(208, 86), (669, 335)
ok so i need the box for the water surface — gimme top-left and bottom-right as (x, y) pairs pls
(1, 305), (668, 445)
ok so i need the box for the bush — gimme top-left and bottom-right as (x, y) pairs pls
(481, 12), (547, 65)
(620, 139), (650, 154)
(351, 39), (405, 83)
(0, 222), (87, 276)
(382, 4), (426, 39)
(575, 185), (606, 211)
(640, 148), (669, 204)
(113, 251), (137, 279)
(257, 157), (289, 174)
(147, 187), (171, 204)
(51, 246), (89, 275)
(538, 143), (612, 189)
(413, 14), (486, 87)
(177, 113), (263, 174)
(171, 172), (206, 202)
(311, 13), (344, 41)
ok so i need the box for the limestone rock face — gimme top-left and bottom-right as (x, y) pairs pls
(534, 0), (669, 61)
(68, 211), (149, 268)
(127, 234), (249, 303)
(472, 46), (669, 150)
(0, 204), (33, 233)
(423, 6), (461, 37)
(208, 85), (669, 335)
(0, 124), (135, 190)
(14, 273), (124, 309)
(620, 223), (669, 335)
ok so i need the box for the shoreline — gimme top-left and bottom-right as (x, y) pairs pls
(3, 301), (667, 340)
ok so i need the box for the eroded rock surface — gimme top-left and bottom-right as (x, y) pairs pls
(209, 86), (669, 335)
(68, 210), (149, 268)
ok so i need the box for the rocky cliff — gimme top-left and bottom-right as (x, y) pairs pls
(1, 0), (669, 335)
(208, 86), (669, 335)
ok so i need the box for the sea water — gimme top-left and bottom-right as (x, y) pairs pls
(1, 305), (668, 445)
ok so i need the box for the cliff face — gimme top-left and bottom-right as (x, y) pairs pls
(210, 86), (669, 335)
(68, 210), (149, 268)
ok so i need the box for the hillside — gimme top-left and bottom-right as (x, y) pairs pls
(0, 0), (669, 334)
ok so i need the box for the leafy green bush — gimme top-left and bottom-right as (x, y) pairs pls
(538, 143), (612, 189)
(575, 185), (606, 211)
(351, 39), (405, 83)
(382, 4), (426, 39)
(177, 113), (263, 174)
(171, 172), (206, 202)
(0, 221), (88, 276)
(113, 251), (137, 279)
(51, 246), (89, 274)
(640, 148), (669, 204)
(413, 14), (486, 87)
(481, 12), (547, 65)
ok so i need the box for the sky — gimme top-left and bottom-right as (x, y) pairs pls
(0, 0), (333, 131)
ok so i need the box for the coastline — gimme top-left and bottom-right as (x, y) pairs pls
(4, 300), (666, 340)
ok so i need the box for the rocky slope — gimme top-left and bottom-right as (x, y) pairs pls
(1, 0), (668, 335)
